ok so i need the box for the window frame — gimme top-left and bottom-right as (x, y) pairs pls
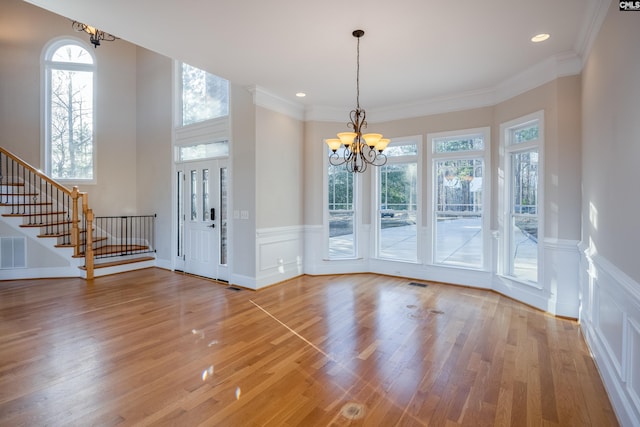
(373, 136), (422, 263)
(427, 127), (491, 271)
(324, 143), (361, 260)
(499, 111), (544, 287)
(42, 37), (97, 183)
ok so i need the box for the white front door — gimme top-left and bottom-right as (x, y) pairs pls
(176, 159), (229, 281)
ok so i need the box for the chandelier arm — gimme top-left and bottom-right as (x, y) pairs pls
(328, 151), (346, 166)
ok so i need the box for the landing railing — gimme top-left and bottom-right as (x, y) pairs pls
(88, 215), (156, 261)
(0, 147), (94, 278)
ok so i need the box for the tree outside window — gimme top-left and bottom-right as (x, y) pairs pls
(181, 63), (229, 126)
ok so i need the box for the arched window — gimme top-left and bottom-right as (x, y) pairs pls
(43, 40), (96, 180)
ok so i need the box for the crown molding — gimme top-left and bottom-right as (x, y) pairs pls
(254, 2), (608, 124)
(305, 51), (583, 123)
(247, 85), (305, 121)
(574, 0), (611, 65)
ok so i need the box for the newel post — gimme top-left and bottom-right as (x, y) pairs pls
(85, 208), (94, 280)
(71, 186), (80, 257)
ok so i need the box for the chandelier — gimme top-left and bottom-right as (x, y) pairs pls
(326, 30), (389, 173)
(72, 21), (118, 48)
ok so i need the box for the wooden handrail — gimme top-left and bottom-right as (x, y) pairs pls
(1, 146), (94, 279)
(0, 147), (75, 196)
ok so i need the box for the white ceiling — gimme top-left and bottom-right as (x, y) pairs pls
(25, 0), (609, 120)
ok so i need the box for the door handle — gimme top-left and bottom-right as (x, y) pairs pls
(209, 223), (215, 228)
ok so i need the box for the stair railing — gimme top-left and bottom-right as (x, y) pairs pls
(0, 147), (94, 279)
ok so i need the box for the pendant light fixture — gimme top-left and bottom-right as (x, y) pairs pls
(326, 30), (389, 173)
(72, 21), (118, 48)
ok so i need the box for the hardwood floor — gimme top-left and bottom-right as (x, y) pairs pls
(0, 269), (618, 426)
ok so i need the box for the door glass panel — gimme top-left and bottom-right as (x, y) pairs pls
(202, 169), (209, 220)
(328, 160), (355, 258)
(510, 150), (538, 282)
(220, 167), (228, 265)
(177, 170), (184, 257)
(434, 159), (483, 268)
(378, 163), (417, 261)
(190, 170), (197, 221)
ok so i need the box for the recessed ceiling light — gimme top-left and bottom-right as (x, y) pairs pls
(531, 33), (550, 43)
(296, 92), (306, 97)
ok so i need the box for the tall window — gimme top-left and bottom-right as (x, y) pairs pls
(327, 147), (357, 259)
(180, 62), (229, 126)
(376, 140), (419, 262)
(501, 112), (542, 284)
(44, 40), (95, 180)
(430, 128), (489, 269)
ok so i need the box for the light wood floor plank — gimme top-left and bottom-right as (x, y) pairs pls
(0, 269), (619, 426)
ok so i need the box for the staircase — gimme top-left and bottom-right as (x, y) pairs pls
(0, 147), (155, 279)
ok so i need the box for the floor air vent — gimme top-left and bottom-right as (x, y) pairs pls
(226, 286), (242, 291)
(408, 282), (428, 288)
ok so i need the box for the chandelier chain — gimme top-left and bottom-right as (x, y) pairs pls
(356, 34), (360, 110)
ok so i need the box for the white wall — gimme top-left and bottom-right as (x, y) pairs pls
(580, 2), (640, 426)
(135, 47), (173, 266)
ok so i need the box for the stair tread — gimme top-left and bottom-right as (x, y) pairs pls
(55, 236), (107, 248)
(74, 244), (150, 257)
(78, 256), (155, 270)
(0, 202), (53, 206)
(20, 220), (73, 228)
(2, 211), (67, 217)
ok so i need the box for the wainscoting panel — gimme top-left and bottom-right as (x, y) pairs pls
(628, 318), (640, 412)
(580, 244), (640, 427)
(596, 285), (626, 379)
(256, 226), (304, 289)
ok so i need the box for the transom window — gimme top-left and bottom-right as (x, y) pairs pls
(180, 63), (229, 126)
(43, 40), (96, 181)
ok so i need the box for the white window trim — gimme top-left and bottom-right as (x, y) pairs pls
(41, 36), (97, 184)
(323, 141), (361, 260)
(372, 135), (422, 263)
(426, 127), (491, 271)
(499, 110), (544, 288)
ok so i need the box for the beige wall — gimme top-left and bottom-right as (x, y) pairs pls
(494, 76), (582, 241)
(582, 1), (640, 283)
(256, 106), (304, 229)
(231, 84), (257, 278)
(0, 0), (139, 216)
(135, 47), (173, 262)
